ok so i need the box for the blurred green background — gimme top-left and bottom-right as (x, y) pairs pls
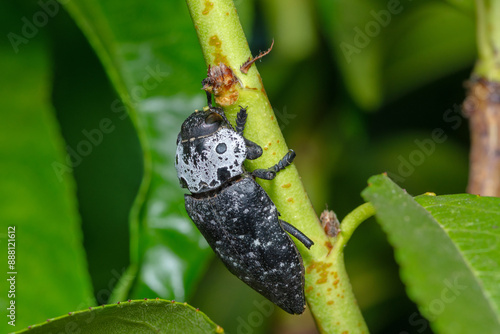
(0, 0), (476, 333)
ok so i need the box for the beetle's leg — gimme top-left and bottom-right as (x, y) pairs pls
(218, 109), (233, 130)
(245, 138), (263, 160)
(202, 75), (233, 126)
(279, 220), (314, 249)
(274, 149), (296, 172)
(237, 106), (264, 159)
(251, 149), (296, 180)
(252, 169), (276, 180)
(235, 105), (248, 134)
(203, 83), (214, 109)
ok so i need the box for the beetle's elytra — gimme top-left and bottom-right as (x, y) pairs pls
(175, 92), (314, 314)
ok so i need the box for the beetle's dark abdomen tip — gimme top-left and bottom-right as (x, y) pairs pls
(184, 177), (307, 316)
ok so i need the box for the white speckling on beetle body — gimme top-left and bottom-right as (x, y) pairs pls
(177, 106), (312, 315)
(176, 128), (246, 193)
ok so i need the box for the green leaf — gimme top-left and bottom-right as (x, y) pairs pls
(0, 2), (94, 331)
(62, 1), (213, 301)
(317, 0), (475, 109)
(13, 299), (223, 334)
(362, 174), (500, 334)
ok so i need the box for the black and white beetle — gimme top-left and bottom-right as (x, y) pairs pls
(175, 93), (314, 314)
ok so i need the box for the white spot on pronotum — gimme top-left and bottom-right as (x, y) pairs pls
(253, 239), (261, 246)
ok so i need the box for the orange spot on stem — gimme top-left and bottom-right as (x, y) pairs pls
(202, 1), (214, 15)
(325, 241), (333, 252)
(208, 35), (228, 65)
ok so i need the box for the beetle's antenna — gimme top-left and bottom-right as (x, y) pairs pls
(280, 220), (314, 249)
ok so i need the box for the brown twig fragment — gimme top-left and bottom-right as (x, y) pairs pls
(463, 77), (500, 196)
(240, 40), (274, 74)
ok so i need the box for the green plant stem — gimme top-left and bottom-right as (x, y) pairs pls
(185, 0), (327, 263)
(335, 203), (375, 251)
(474, 0), (500, 80)
(186, 1), (373, 332)
(305, 203), (374, 333)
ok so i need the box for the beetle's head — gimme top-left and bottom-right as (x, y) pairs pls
(179, 108), (228, 141)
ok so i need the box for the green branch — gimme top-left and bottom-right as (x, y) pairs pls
(335, 203), (375, 252)
(186, 0), (327, 260)
(474, 0), (500, 80)
(185, 0), (372, 332)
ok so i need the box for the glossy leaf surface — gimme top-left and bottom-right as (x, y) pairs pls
(362, 174), (500, 333)
(63, 0), (213, 301)
(0, 2), (94, 331)
(14, 299), (223, 334)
